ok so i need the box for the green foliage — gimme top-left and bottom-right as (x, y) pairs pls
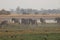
(0, 33), (60, 40)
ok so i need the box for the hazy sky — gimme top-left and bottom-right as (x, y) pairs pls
(0, 0), (60, 10)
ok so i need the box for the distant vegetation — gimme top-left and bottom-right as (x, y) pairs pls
(10, 6), (60, 14)
(0, 7), (60, 14)
(0, 9), (10, 15)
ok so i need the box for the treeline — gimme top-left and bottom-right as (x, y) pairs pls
(20, 9), (60, 14)
(11, 6), (60, 14)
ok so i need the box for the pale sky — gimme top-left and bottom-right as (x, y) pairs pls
(0, 0), (60, 10)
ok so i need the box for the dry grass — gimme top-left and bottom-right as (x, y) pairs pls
(0, 14), (60, 18)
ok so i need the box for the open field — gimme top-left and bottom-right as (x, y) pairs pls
(0, 33), (60, 40)
(0, 23), (60, 40)
(0, 23), (60, 33)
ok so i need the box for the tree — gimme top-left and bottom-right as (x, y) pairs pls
(10, 9), (14, 13)
(35, 12), (39, 14)
(16, 6), (20, 14)
(22, 11), (27, 14)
